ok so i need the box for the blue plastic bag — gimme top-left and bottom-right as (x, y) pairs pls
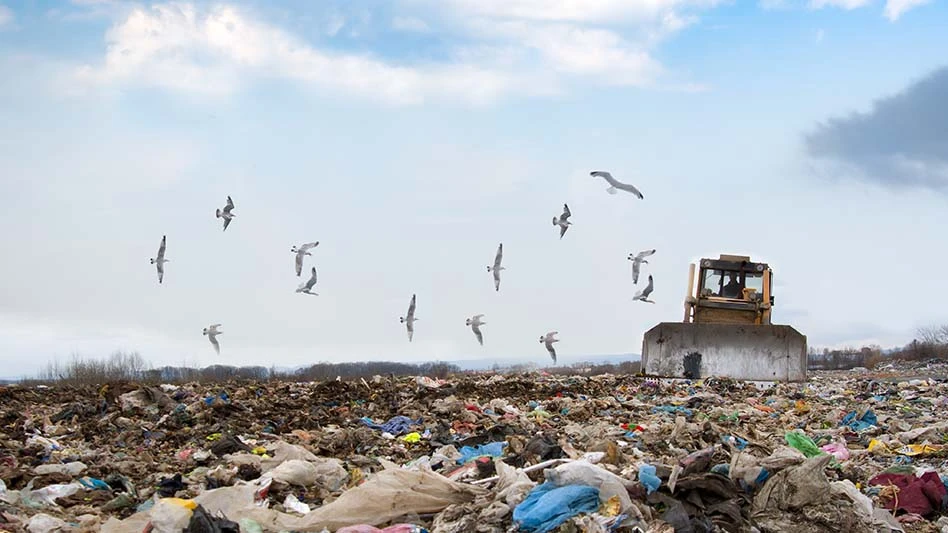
(456, 441), (507, 464)
(638, 464), (660, 494)
(840, 409), (877, 431)
(513, 482), (600, 533)
(359, 415), (423, 436)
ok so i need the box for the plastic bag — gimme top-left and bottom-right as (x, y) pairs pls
(543, 460), (634, 513)
(637, 464), (660, 494)
(264, 458), (348, 490)
(513, 482), (600, 533)
(784, 431), (825, 458)
(184, 504), (240, 533)
(820, 442), (851, 461)
(258, 462), (486, 531)
(25, 481), (83, 507)
(494, 459), (535, 508)
(34, 462), (87, 476)
(336, 525), (427, 533)
(26, 513), (68, 533)
(148, 498), (197, 533)
(456, 442), (506, 464)
(283, 493), (310, 514)
(840, 409), (877, 431)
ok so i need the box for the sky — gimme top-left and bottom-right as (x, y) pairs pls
(1, 0), (947, 377)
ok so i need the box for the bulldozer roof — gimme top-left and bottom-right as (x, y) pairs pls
(700, 255), (769, 273)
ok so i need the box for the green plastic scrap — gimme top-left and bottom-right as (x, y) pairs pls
(785, 431), (843, 469)
(238, 519), (263, 533)
(785, 431), (825, 458)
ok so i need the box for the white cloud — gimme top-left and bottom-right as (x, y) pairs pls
(761, 0), (925, 19)
(473, 20), (664, 84)
(69, 1), (713, 104)
(808, 0), (871, 10)
(0, 4), (13, 28)
(74, 3), (515, 105)
(431, 0), (724, 24)
(392, 15), (430, 32)
(420, 0), (711, 89)
(883, 0), (932, 20)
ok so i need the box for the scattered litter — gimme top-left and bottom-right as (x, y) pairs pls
(1, 364), (947, 531)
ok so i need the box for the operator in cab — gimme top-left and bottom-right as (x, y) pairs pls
(721, 272), (743, 298)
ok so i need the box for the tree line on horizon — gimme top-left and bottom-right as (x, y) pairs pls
(22, 352), (642, 386)
(807, 323), (948, 370)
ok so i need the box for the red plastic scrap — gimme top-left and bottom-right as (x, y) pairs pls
(868, 471), (948, 516)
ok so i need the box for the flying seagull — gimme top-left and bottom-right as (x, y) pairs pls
(633, 274), (656, 303)
(553, 204), (572, 239)
(400, 294), (417, 342)
(202, 324), (222, 354)
(292, 241), (319, 277)
(628, 249), (656, 285)
(149, 235), (169, 284)
(215, 195), (236, 231)
(590, 171), (644, 199)
(296, 267), (318, 295)
(487, 243), (504, 291)
(539, 331), (559, 363)
(466, 314), (486, 345)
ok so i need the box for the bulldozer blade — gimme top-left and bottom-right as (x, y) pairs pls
(641, 322), (808, 382)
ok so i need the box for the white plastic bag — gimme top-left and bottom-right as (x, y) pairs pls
(283, 493), (311, 514)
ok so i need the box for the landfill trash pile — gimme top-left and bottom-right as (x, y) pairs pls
(1, 367), (948, 533)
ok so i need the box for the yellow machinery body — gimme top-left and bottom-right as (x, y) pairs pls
(641, 254), (808, 382)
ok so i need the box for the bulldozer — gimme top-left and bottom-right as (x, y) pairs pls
(641, 254), (808, 382)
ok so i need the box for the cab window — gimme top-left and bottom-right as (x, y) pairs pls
(701, 269), (723, 296)
(744, 272), (764, 295)
(701, 269), (750, 298)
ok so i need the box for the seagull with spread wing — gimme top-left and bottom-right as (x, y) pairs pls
(202, 324), (222, 354)
(149, 235), (169, 284)
(590, 171), (644, 199)
(633, 275), (656, 303)
(539, 331), (559, 363)
(553, 204), (572, 239)
(487, 243), (504, 291)
(296, 267), (318, 295)
(292, 241), (319, 276)
(215, 195), (236, 231)
(628, 249), (656, 284)
(466, 314), (486, 346)
(400, 294), (418, 342)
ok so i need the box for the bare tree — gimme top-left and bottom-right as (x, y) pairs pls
(917, 324), (948, 346)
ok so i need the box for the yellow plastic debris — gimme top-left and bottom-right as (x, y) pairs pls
(161, 497), (198, 510)
(867, 439), (891, 454)
(599, 495), (621, 517)
(895, 444), (943, 456)
(206, 433), (222, 441)
(251, 446), (268, 455)
(348, 467), (364, 488)
(401, 432), (421, 443)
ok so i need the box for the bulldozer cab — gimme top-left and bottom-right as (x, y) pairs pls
(685, 254), (774, 326)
